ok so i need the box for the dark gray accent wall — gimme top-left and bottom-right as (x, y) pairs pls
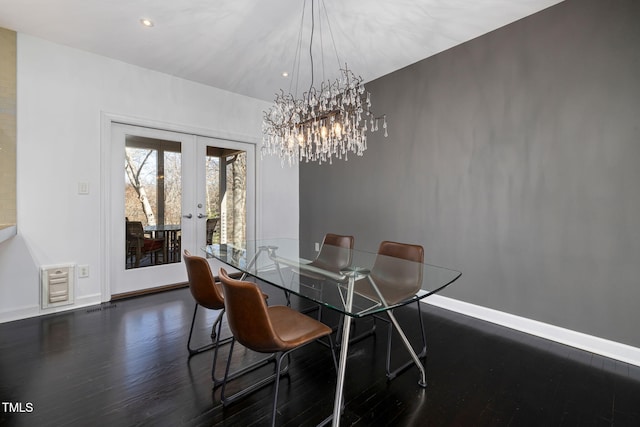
(300, 0), (640, 347)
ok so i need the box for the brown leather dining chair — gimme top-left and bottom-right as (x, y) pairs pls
(183, 250), (271, 388)
(183, 250), (228, 356)
(292, 233), (354, 310)
(352, 240), (426, 381)
(308, 233), (354, 274)
(218, 267), (336, 427)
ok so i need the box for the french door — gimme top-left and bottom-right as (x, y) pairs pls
(109, 123), (255, 296)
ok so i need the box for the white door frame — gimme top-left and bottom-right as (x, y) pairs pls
(100, 113), (259, 302)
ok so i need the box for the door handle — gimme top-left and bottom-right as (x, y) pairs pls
(183, 213), (193, 219)
(197, 213), (206, 219)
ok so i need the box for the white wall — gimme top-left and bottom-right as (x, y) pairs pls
(0, 33), (298, 322)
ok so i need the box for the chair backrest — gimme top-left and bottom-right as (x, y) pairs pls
(183, 250), (225, 310)
(370, 241), (424, 305)
(312, 233), (354, 272)
(126, 221), (145, 239)
(218, 268), (284, 353)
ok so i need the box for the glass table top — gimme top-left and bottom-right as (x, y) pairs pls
(204, 238), (461, 318)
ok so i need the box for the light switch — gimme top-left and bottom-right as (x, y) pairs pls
(78, 181), (89, 195)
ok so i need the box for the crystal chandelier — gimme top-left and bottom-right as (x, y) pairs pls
(261, 0), (388, 166)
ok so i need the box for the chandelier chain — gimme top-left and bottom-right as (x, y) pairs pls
(308, 0), (315, 103)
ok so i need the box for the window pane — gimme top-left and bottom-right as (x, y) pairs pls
(225, 152), (246, 245)
(205, 148), (246, 247)
(124, 136), (182, 269)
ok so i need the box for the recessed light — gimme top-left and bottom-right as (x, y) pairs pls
(282, 71), (289, 77)
(140, 18), (154, 27)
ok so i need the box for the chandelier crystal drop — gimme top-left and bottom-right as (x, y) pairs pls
(261, 1), (388, 166)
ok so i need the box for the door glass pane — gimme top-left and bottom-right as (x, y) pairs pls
(205, 147), (246, 246)
(125, 136), (182, 269)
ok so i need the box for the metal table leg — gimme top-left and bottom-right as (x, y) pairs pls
(385, 311), (426, 387)
(367, 276), (427, 387)
(332, 273), (355, 427)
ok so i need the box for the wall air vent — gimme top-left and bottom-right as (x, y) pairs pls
(41, 264), (75, 309)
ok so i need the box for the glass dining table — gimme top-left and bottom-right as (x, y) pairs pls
(204, 238), (461, 426)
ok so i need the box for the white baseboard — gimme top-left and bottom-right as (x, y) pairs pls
(0, 303), (40, 323)
(424, 295), (640, 367)
(0, 293), (102, 324)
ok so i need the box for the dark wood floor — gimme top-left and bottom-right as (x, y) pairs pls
(1, 285), (640, 426)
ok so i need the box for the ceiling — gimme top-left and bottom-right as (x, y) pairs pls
(0, 0), (562, 102)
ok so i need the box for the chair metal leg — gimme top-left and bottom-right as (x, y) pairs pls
(306, 308), (368, 352)
(300, 304), (320, 317)
(213, 336), (279, 389)
(271, 353), (286, 427)
(221, 341), (331, 427)
(219, 340), (288, 405)
(283, 290), (292, 306)
(332, 312), (377, 349)
(327, 332), (338, 373)
(210, 313), (237, 387)
(188, 304), (233, 357)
